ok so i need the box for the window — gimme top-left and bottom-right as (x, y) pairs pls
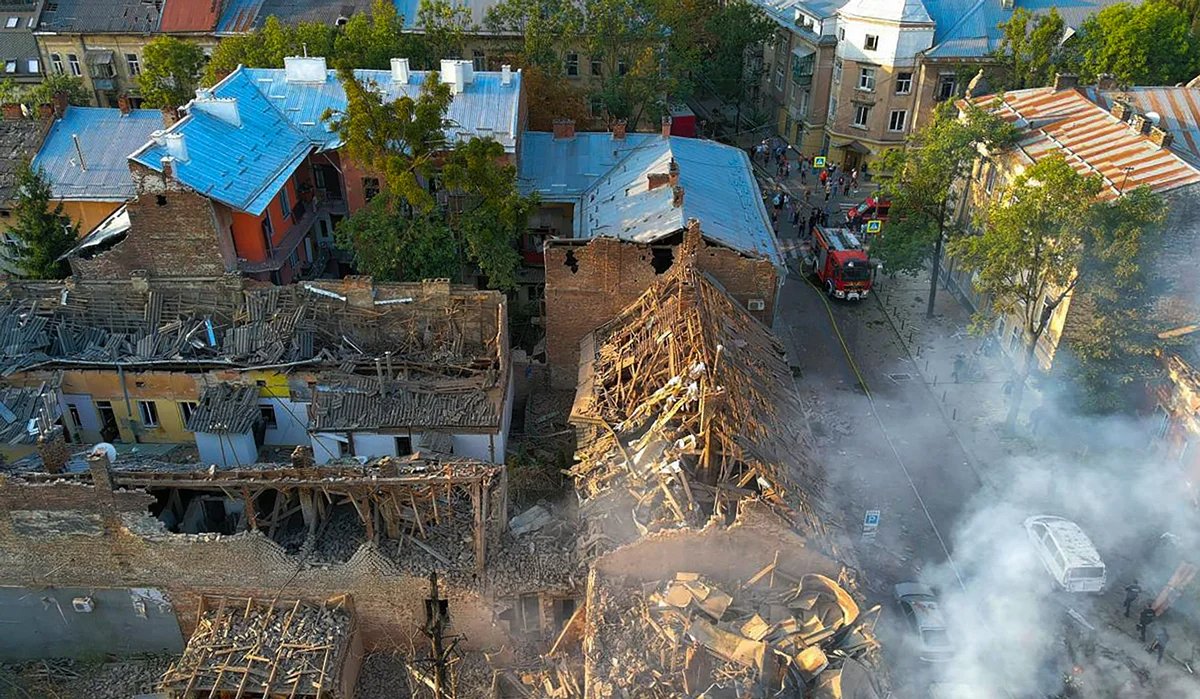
(888, 109), (907, 132)
(617, 59), (628, 76)
(864, 34), (878, 50)
(472, 49), (485, 71)
(26, 59), (37, 73)
(362, 176), (380, 202)
(179, 401), (198, 424)
(838, 26), (845, 41)
(520, 594), (541, 632)
(67, 53), (80, 76)
(936, 74), (957, 101)
(394, 435), (412, 455)
(852, 104), (870, 128)
(589, 95), (603, 116)
(590, 56), (601, 76)
(67, 404), (81, 428)
(4, 61), (15, 74)
(138, 400), (159, 428)
(261, 212), (274, 250)
(565, 52), (578, 77)
(827, 95), (838, 121)
(984, 162), (998, 193)
(5, 17), (17, 29)
(796, 89), (810, 117)
(857, 66), (876, 91)
(895, 71), (912, 94)
(125, 53), (140, 76)
(46, 2), (58, 10)
(258, 404), (277, 429)
(279, 187), (291, 220)
(50, 53), (62, 74)
(832, 58), (842, 85)
(774, 65), (784, 90)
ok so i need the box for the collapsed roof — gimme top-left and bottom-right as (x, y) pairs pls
(568, 240), (825, 551)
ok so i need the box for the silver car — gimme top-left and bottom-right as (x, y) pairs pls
(894, 582), (954, 662)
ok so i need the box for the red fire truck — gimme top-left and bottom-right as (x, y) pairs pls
(804, 225), (875, 300)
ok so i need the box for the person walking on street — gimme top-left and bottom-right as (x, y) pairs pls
(851, 168), (859, 191)
(1124, 580), (1142, 617)
(1151, 626), (1169, 665)
(824, 182), (832, 201)
(819, 169), (828, 186)
(1138, 603), (1156, 642)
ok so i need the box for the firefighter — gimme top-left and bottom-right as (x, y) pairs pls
(1149, 625), (1170, 665)
(1123, 580), (1142, 617)
(1138, 603), (1156, 642)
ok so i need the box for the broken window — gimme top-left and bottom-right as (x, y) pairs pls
(179, 401), (198, 425)
(520, 594), (541, 633)
(554, 597), (577, 626)
(650, 247), (674, 274)
(563, 249), (579, 273)
(395, 435), (412, 455)
(258, 404), (277, 429)
(138, 400), (159, 428)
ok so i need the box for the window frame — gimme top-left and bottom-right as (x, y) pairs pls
(179, 401), (198, 424)
(125, 52), (140, 76)
(138, 400), (159, 428)
(852, 104), (870, 129)
(67, 53), (80, 76)
(279, 186), (291, 220)
(258, 404), (278, 429)
(362, 176), (380, 202)
(888, 109), (907, 132)
(590, 56), (601, 76)
(857, 66), (876, 92)
(50, 53), (62, 74)
(565, 52), (579, 77)
(864, 34), (878, 51)
(895, 71), (912, 95)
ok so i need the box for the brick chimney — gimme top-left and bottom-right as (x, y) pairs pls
(1110, 100), (1132, 122)
(291, 445), (315, 470)
(1150, 125), (1174, 150)
(612, 119), (626, 140)
(1130, 113), (1152, 134)
(160, 156), (174, 180)
(661, 115), (672, 138)
(668, 157), (679, 188)
(37, 103), (53, 121)
(552, 118), (575, 140)
(117, 93), (132, 115)
(1053, 73), (1078, 91)
(52, 91), (68, 118)
(672, 184), (684, 208)
(1, 103), (21, 120)
(36, 426), (69, 474)
(161, 106), (180, 128)
(648, 172), (671, 190)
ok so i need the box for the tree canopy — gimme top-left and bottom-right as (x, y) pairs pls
(1075, 1), (1200, 86)
(993, 7), (1067, 90)
(19, 74), (90, 111)
(7, 164), (77, 279)
(703, 0), (775, 108)
(139, 36), (207, 109)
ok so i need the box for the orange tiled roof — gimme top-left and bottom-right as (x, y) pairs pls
(160, 0), (221, 32)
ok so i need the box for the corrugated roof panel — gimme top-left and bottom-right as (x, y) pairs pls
(518, 131), (657, 198)
(924, 0), (1130, 59)
(161, 0), (223, 32)
(33, 107), (163, 201)
(37, 0), (162, 33)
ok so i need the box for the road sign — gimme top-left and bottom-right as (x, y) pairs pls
(813, 156), (827, 169)
(865, 219), (882, 234)
(864, 510), (881, 527)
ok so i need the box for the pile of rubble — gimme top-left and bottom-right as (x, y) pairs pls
(0, 655), (174, 699)
(491, 503), (586, 596)
(582, 568), (882, 698)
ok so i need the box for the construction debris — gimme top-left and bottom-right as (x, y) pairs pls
(159, 595), (361, 699)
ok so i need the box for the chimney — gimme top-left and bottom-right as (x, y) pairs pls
(161, 106), (180, 128)
(1001, 0), (1014, 8)
(661, 115), (672, 138)
(501, 64), (513, 86)
(672, 184), (684, 208)
(290, 444), (315, 470)
(37, 103), (53, 121)
(552, 118), (575, 140)
(668, 157), (679, 188)
(1053, 73), (1078, 91)
(52, 91), (68, 118)
(190, 90), (241, 127)
(612, 119), (626, 140)
(117, 93), (132, 115)
(1110, 100), (1132, 122)
(283, 55), (328, 83)
(647, 172), (670, 189)
(1150, 125), (1174, 149)
(164, 132), (188, 161)
(440, 59), (467, 94)
(87, 451), (114, 493)
(1130, 113), (1152, 134)
(1097, 74), (1118, 90)
(391, 58), (411, 84)
(36, 426), (69, 474)
(1, 103), (21, 120)
(161, 156), (174, 179)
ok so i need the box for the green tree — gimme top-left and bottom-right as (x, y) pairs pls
(703, 0), (774, 126)
(874, 100), (1017, 317)
(7, 164), (77, 279)
(484, 0), (583, 73)
(204, 16), (337, 83)
(948, 156), (1103, 426)
(416, 0), (476, 67)
(333, 0), (415, 70)
(583, 0), (677, 125)
(334, 199), (460, 281)
(993, 7), (1067, 89)
(138, 36), (207, 109)
(1076, 1), (1200, 86)
(1162, 0), (1200, 32)
(21, 73), (90, 109)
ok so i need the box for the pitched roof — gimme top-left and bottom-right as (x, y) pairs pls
(187, 383), (260, 433)
(216, 0), (375, 34)
(839, 0), (931, 23)
(1083, 87), (1200, 165)
(573, 135), (784, 267)
(923, 0), (1131, 59)
(519, 131), (658, 198)
(36, 0), (162, 33)
(0, 115), (48, 205)
(0, 2), (42, 78)
(753, 0), (844, 25)
(969, 87), (1200, 200)
(311, 372), (502, 432)
(160, 0), (222, 32)
(130, 70), (313, 215)
(33, 107), (163, 201)
(0, 383), (60, 446)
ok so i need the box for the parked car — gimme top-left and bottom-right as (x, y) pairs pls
(893, 582), (954, 662)
(1024, 515), (1107, 592)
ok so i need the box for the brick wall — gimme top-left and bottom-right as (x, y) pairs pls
(544, 232), (779, 386)
(71, 162), (236, 280)
(0, 477), (510, 652)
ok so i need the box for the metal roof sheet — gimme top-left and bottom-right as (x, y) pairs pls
(518, 131), (657, 198)
(924, 0), (1133, 59)
(187, 383), (260, 434)
(575, 135), (784, 268)
(36, 0), (162, 33)
(130, 69), (313, 215)
(0, 383), (60, 446)
(839, 0), (931, 23)
(0, 116), (47, 204)
(160, 0), (222, 32)
(33, 107), (162, 201)
(243, 65), (523, 152)
(1084, 87), (1200, 166)
(970, 87), (1200, 200)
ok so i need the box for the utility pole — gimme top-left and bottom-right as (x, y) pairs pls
(424, 572), (450, 699)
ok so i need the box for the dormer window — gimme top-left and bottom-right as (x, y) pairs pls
(864, 34), (879, 51)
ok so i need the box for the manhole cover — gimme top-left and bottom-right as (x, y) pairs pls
(888, 373), (913, 383)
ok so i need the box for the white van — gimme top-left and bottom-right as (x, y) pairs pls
(1023, 515), (1107, 593)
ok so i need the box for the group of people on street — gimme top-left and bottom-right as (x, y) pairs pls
(1124, 580), (1171, 665)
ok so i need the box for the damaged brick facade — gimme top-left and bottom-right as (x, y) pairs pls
(544, 223), (780, 385)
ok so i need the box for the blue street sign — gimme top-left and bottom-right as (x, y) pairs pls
(865, 219), (882, 234)
(813, 156), (827, 169)
(864, 510), (881, 527)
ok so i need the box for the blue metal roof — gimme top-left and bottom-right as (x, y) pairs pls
(533, 133), (783, 269)
(243, 66), (523, 152)
(924, 0), (1133, 58)
(33, 107), (163, 202)
(131, 70), (313, 216)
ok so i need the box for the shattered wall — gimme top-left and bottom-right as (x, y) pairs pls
(544, 233), (779, 386)
(0, 477), (511, 654)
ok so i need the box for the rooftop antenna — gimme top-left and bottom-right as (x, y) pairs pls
(302, 43), (308, 58)
(72, 134), (86, 171)
(1120, 165), (1135, 193)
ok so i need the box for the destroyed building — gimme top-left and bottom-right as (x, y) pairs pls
(0, 274), (512, 467)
